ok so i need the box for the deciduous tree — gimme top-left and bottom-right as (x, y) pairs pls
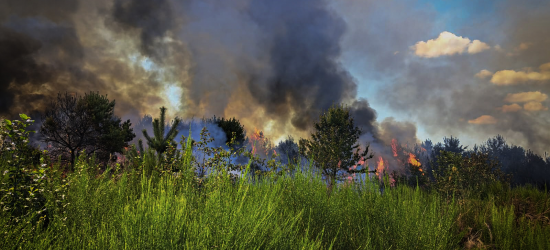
(40, 92), (135, 169)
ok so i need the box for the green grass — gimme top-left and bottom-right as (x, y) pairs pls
(2, 157), (549, 249)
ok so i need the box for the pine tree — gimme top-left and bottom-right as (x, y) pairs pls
(299, 103), (374, 193)
(142, 106), (181, 161)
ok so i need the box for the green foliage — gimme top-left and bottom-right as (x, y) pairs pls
(40, 92), (135, 169)
(208, 115), (247, 148)
(142, 106), (181, 162)
(2, 113), (550, 249)
(432, 150), (510, 198)
(298, 103), (374, 192)
(0, 114), (70, 238)
(80, 92), (136, 157)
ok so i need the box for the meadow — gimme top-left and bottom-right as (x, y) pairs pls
(1, 139), (549, 249)
(1, 113), (550, 249)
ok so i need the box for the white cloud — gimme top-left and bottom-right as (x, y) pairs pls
(490, 63), (550, 85)
(475, 69), (493, 79)
(523, 102), (548, 111)
(468, 40), (491, 54)
(468, 115), (497, 124)
(504, 91), (548, 103)
(499, 103), (522, 112)
(411, 31), (490, 58)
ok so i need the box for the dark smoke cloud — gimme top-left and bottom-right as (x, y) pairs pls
(110, 0), (178, 62)
(246, 0), (358, 131)
(1, 0), (384, 155)
(0, 26), (51, 114)
(0, 0), (78, 23)
(349, 98), (378, 137)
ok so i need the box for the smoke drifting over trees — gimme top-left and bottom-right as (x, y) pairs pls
(1, 0), (549, 156)
(0, 0), (382, 145)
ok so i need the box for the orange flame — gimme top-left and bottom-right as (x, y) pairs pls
(248, 127), (273, 158)
(351, 156), (365, 170)
(391, 139), (398, 157)
(408, 153), (421, 167)
(407, 153), (424, 175)
(376, 156), (385, 179)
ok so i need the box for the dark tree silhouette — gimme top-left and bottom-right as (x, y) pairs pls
(142, 106), (181, 161)
(40, 92), (135, 169)
(209, 116), (247, 149)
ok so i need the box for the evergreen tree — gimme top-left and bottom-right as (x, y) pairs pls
(299, 103), (374, 193)
(209, 116), (247, 148)
(142, 106), (181, 161)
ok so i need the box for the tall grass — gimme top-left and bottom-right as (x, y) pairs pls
(2, 155), (466, 249)
(2, 130), (550, 249)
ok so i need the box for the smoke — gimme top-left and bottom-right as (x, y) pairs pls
(110, 0), (178, 63)
(0, 0), (384, 155)
(332, 0), (550, 156)
(244, 0), (358, 131)
(0, 26), (51, 114)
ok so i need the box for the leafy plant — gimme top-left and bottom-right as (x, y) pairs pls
(0, 114), (50, 229)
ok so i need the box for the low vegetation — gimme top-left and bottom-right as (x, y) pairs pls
(1, 98), (550, 249)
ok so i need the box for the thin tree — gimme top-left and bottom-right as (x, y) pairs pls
(299, 103), (374, 193)
(142, 106), (181, 161)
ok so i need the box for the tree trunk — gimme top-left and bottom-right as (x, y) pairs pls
(70, 149), (76, 172)
(326, 175), (335, 197)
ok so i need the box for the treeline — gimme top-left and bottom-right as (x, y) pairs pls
(1, 91), (549, 191)
(411, 135), (550, 190)
(1, 91), (550, 245)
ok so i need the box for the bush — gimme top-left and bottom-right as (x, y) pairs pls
(432, 150), (510, 198)
(0, 115), (71, 235)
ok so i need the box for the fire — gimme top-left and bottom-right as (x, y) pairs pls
(351, 156), (365, 170)
(376, 156), (385, 179)
(248, 127), (263, 155)
(407, 152), (424, 175)
(247, 127), (273, 157)
(408, 153), (421, 167)
(391, 139), (398, 157)
(251, 127), (262, 140)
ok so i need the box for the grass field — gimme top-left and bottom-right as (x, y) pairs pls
(2, 155), (549, 249)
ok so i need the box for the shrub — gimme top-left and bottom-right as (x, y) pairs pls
(0, 114), (69, 235)
(432, 150), (510, 198)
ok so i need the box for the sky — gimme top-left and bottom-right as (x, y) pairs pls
(1, 0), (549, 157)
